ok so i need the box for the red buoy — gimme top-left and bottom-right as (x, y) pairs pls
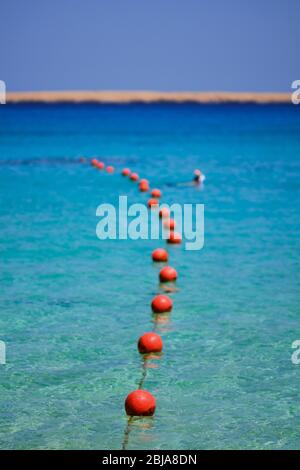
(122, 168), (131, 176)
(159, 266), (177, 282)
(148, 198), (159, 208)
(96, 161), (105, 169)
(139, 179), (149, 185)
(152, 248), (168, 262)
(125, 390), (156, 416)
(159, 208), (170, 219)
(138, 332), (163, 354)
(139, 182), (149, 192)
(130, 172), (139, 181)
(151, 188), (161, 198)
(151, 294), (173, 313)
(106, 165), (114, 173)
(91, 158), (98, 167)
(163, 218), (176, 230)
(167, 232), (182, 244)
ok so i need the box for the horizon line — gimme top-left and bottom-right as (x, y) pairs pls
(5, 90), (291, 104)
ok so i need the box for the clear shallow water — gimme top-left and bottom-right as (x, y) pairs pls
(0, 103), (299, 450)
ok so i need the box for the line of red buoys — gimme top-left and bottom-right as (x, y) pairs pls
(89, 160), (182, 432)
(120, 167), (161, 419)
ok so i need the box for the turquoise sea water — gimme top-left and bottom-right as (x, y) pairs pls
(0, 103), (299, 450)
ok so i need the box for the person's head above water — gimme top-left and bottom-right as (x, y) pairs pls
(194, 169), (201, 182)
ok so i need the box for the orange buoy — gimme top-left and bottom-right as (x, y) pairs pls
(152, 248), (168, 262)
(151, 188), (161, 198)
(151, 294), (173, 313)
(139, 179), (149, 185)
(125, 390), (156, 416)
(122, 168), (131, 176)
(138, 332), (163, 354)
(167, 232), (182, 244)
(96, 161), (105, 169)
(159, 266), (177, 282)
(91, 158), (98, 167)
(163, 218), (176, 230)
(159, 207), (170, 219)
(139, 182), (149, 192)
(130, 172), (139, 181)
(148, 198), (159, 209)
(106, 165), (114, 173)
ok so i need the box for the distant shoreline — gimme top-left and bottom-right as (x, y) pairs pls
(6, 90), (291, 104)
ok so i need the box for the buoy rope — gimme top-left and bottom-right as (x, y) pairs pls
(121, 290), (161, 450)
(88, 159), (177, 451)
(120, 177), (165, 450)
(121, 416), (134, 450)
(121, 355), (151, 449)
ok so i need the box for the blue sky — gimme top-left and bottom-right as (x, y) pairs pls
(1, 0), (299, 92)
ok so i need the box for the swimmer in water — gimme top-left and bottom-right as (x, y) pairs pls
(167, 168), (205, 187)
(193, 169), (202, 184)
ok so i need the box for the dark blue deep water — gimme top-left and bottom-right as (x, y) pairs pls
(0, 103), (300, 449)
